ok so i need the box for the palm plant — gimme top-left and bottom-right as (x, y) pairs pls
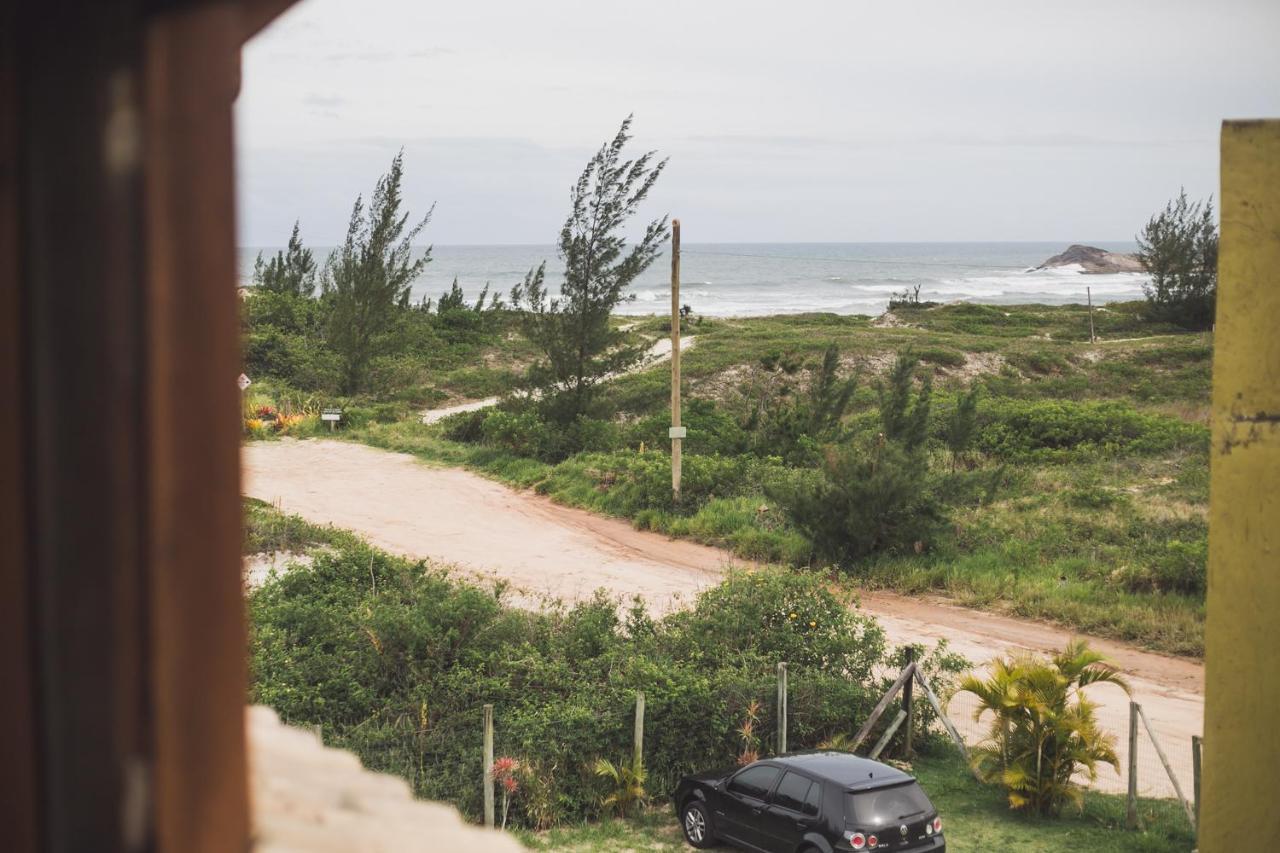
(592, 756), (647, 817)
(958, 640), (1130, 815)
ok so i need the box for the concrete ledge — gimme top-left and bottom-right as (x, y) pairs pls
(248, 706), (523, 852)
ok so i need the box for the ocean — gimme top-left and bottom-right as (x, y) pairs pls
(237, 242), (1148, 318)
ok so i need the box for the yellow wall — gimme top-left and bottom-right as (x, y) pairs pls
(1202, 120), (1280, 850)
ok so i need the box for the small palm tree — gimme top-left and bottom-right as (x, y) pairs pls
(958, 640), (1130, 815)
(593, 756), (647, 816)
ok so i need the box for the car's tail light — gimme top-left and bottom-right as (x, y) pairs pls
(843, 830), (867, 849)
(867, 834), (878, 847)
(933, 816), (943, 833)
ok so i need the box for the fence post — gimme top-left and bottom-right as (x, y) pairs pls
(777, 662), (788, 755)
(870, 709), (907, 761)
(633, 691), (646, 771)
(1192, 735), (1202, 838)
(1136, 703), (1196, 830)
(1127, 701), (1139, 830)
(483, 704), (494, 829)
(902, 647), (915, 759)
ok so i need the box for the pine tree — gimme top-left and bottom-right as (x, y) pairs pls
(1137, 189), (1218, 330)
(878, 351), (932, 451)
(253, 220), (317, 298)
(322, 152), (432, 393)
(511, 117), (669, 425)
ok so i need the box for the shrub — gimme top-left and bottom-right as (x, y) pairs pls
(247, 532), (933, 828)
(773, 441), (945, 564)
(976, 399), (1207, 461)
(959, 641), (1129, 816)
(918, 347), (966, 368)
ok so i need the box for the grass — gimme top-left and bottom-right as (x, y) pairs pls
(516, 751), (1194, 852)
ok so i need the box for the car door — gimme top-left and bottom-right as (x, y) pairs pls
(717, 764), (782, 850)
(760, 771), (820, 852)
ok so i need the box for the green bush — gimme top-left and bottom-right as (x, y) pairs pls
(918, 347), (966, 368)
(976, 399), (1207, 461)
(247, 532), (945, 828)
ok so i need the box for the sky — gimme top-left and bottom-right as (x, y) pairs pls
(235, 0), (1280, 246)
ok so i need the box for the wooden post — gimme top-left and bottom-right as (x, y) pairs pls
(633, 691), (645, 771)
(1192, 735), (1202, 836)
(912, 668), (980, 780)
(670, 219), (682, 502)
(1127, 701), (1140, 830)
(483, 704), (494, 829)
(1087, 286), (1096, 343)
(1136, 704), (1196, 829)
(869, 710), (907, 761)
(902, 647), (915, 759)
(777, 662), (788, 755)
(851, 662), (915, 753)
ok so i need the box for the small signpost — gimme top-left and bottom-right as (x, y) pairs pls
(238, 373), (251, 416)
(321, 407), (343, 432)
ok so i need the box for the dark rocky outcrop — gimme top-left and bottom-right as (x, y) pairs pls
(1035, 244), (1145, 274)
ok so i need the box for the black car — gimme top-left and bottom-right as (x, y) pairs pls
(673, 751), (945, 852)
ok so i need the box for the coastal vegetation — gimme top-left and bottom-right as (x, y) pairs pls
(1137, 190), (1219, 331)
(244, 501), (1193, 851)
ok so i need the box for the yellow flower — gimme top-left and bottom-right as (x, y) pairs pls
(809, 621), (817, 628)
(788, 612), (797, 620)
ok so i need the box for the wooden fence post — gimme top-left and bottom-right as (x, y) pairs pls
(483, 704), (494, 829)
(850, 662), (915, 753)
(1192, 735), (1202, 838)
(870, 710), (907, 761)
(902, 647), (915, 759)
(633, 691), (645, 771)
(912, 668), (979, 781)
(1136, 703), (1196, 830)
(777, 662), (788, 755)
(1127, 701), (1139, 830)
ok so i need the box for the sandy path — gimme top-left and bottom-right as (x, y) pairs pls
(243, 439), (1202, 798)
(420, 335), (695, 424)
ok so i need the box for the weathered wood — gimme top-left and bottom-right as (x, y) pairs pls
(634, 691), (646, 770)
(912, 668), (979, 780)
(144, 6), (250, 850)
(1127, 701), (1140, 829)
(1136, 704), (1196, 829)
(851, 663), (915, 753)
(1192, 735), (1202, 837)
(870, 710), (907, 761)
(483, 704), (495, 829)
(670, 219), (682, 500)
(1087, 286), (1096, 343)
(0, 5), (39, 847)
(777, 662), (788, 754)
(902, 647), (915, 759)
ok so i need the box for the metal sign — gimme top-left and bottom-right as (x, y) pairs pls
(320, 408), (342, 422)
(237, 373), (251, 391)
(668, 426), (687, 439)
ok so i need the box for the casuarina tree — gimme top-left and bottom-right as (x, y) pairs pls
(252, 220), (317, 298)
(1137, 189), (1218, 330)
(323, 151), (432, 393)
(511, 116), (669, 425)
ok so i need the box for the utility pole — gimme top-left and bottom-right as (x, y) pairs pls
(1087, 286), (1096, 343)
(670, 219), (683, 502)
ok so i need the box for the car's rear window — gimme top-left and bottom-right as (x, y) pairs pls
(844, 782), (933, 826)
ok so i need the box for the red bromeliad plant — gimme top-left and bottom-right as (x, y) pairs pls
(490, 756), (521, 830)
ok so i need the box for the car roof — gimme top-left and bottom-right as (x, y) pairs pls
(761, 751), (914, 790)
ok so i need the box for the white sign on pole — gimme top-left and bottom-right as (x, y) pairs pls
(237, 373), (252, 391)
(321, 408), (343, 422)
(668, 426), (687, 439)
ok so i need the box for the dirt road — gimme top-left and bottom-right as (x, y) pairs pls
(243, 439), (1202, 798)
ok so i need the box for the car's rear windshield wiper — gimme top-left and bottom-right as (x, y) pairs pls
(897, 810), (926, 820)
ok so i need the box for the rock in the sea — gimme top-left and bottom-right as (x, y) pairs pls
(1035, 244), (1144, 274)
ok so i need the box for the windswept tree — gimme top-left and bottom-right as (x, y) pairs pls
(1137, 189), (1218, 330)
(511, 117), (669, 425)
(253, 220), (317, 298)
(323, 152), (432, 393)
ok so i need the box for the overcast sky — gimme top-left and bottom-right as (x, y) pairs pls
(235, 0), (1280, 246)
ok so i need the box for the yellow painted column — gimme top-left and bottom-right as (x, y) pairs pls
(1202, 119), (1280, 850)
